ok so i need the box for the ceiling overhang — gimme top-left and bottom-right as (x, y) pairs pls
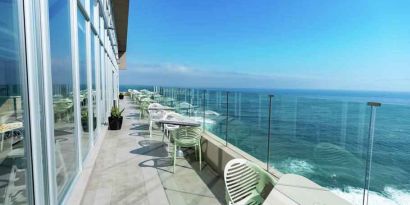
(112, 0), (129, 69)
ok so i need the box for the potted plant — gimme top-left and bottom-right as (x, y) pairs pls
(81, 110), (89, 132)
(119, 92), (124, 100)
(108, 105), (124, 130)
(92, 115), (97, 130)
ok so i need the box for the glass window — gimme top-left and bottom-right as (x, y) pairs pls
(99, 16), (104, 40)
(79, 0), (86, 10)
(48, 0), (78, 200)
(0, 0), (31, 204)
(100, 45), (105, 122)
(90, 0), (94, 25)
(91, 33), (97, 139)
(78, 11), (89, 161)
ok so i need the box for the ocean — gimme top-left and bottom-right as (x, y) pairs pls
(121, 85), (410, 205)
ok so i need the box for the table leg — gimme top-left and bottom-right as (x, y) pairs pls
(1, 132), (4, 151)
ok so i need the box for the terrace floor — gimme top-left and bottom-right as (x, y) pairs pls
(81, 97), (225, 205)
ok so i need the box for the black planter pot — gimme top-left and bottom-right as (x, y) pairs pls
(119, 94), (124, 100)
(81, 119), (89, 132)
(92, 117), (97, 130)
(82, 117), (98, 132)
(109, 116), (123, 130)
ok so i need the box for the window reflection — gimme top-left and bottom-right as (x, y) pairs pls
(78, 10), (90, 161)
(90, 0), (94, 25)
(91, 33), (97, 137)
(48, 0), (77, 200)
(99, 44), (105, 123)
(0, 0), (30, 204)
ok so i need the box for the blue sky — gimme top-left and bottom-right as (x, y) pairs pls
(120, 0), (410, 91)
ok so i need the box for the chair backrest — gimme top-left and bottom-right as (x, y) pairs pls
(149, 110), (166, 121)
(148, 103), (161, 109)
(224, 159), (276, 205)
(163, 112), (183, 121)
(175, 126), (201, 141)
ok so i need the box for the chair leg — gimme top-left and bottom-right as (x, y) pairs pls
(173, 144), (177, 173)
(198, 144), (202, 171)
(149, 120), (152, 138)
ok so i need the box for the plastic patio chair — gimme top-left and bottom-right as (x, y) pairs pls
(224, 159), (276, 205)
(172, 126), (202, 173)
(139, 101), (150, 119)
(161, 112), (184, 142)
(148, 108), (167, 138)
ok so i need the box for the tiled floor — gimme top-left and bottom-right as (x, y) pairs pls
(81, 97), (225, 205)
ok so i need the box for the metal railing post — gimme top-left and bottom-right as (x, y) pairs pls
(225, 91), (229, 146)
(267, 95), (274, 171)
(203, 90), (206, 132)
(363, 102), (381, 205)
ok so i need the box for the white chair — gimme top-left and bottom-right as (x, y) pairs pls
(148, 103), (166, 138)
(161, 112), (184, 142)
(224, 159), (276, 205)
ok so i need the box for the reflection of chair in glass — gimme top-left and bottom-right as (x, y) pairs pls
(53, 99), (73, 122)
(55, 142), (68, 190)
(5, 164), (26, 204)
(172, 127), (202, 173)
(224, 159), (276, 205)
(4, 140), (26, 204)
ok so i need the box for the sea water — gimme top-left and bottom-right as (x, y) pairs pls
(122, 85), (410, 205)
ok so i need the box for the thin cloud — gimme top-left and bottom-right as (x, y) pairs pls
(120, 63), (322, 89)
(120, 63), (410, 91)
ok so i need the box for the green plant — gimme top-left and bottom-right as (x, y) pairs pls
(81, 110), (88, 121)
(111, 106), (124, 118)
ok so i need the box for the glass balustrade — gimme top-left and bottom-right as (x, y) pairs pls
(126, 85), (410, 205)
(368, 103), (410, 205)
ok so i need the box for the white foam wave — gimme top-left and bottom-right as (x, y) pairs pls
(331, 186), (410, 205)
(274, 158), (315, 175)
(189, 116), (216, 124)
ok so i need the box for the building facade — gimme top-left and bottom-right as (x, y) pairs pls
(0, 0), (128, 204)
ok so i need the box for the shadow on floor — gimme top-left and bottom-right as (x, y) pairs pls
(181, 150), (226, 204)
(129, 140), (169, 157)
(139, 157), (174, 173)
(129, 131), (150, 137)
(127, 105), (139, 110)
(130, 123), (149, 130)
(125, 112), (140, 119)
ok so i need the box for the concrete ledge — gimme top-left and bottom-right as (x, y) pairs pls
(200, 131), (282, 180)
(200, 131), (351, 205)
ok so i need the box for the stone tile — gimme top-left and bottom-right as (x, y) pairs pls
(165, 189), (222, 205)
(93, 188), (112, 205)
(81, 97), (225, 205)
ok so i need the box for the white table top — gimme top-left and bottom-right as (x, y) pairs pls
(0, 122), (23, 133)
(158, 119), (201, 127)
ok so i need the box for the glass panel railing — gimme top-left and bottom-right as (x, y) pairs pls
(368, 103), (410, 205)
(227, 91), (270, 168)
(269, 96), (371, 204)
(187, 89), (205, 128)
(204, 90), (227, 141)
(131, 86), (410, 205)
